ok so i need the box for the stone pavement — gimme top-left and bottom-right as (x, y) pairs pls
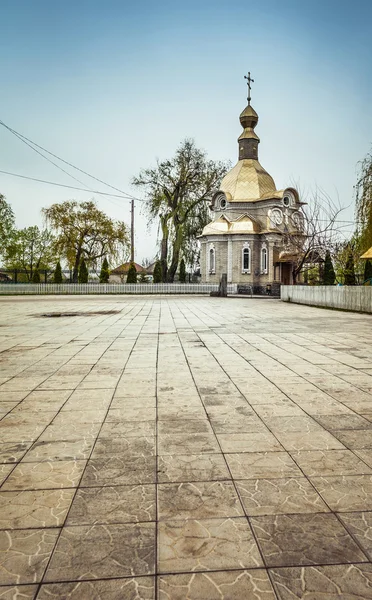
(1, 295), (372, 599)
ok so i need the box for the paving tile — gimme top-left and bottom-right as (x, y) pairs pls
(91, 436), (155, 458)
(217, 431), (282, 453)
(158, 570), (276, 600)
(226, 452), (302, 479)
(157, 453), (230, 483)
(1, 460), (86, 491)
(67, 484), (156, 525)
(158, 419), (213, 435)
(310, 474), (372, 511)
(158, 481), (244, 520)
(105, 408), (156, 422)
(43, 523), (155, 582)
(290, 449), (372, 477)
(21, 439), (93, 462)
(37, 577), (155, 599)
(0, 489), (75, 529)
(339, 512), (372, 560)
(158, 433), (220, 455)
(314, 414), (372, 430)
(100, 421), (155, 438)
(158, 518), (263, 573)
(38, 422), (101, 442)
(81, 456), (156, 486)
(250, 513), (367, 567)
(0, 528), (59, 585)
(0, 466), (14, 487)
(237, 477), (329, 516)
(0, 443), (31, 464)
(0, 586), (38, 599)
(274, 430), (345, 451)
(332, 429), (372, 449)
(269, 563), (372, 599)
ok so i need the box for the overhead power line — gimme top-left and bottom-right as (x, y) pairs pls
(0, 119), (140, 201)
(0, 169), (144, 200)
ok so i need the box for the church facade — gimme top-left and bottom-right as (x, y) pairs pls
(199, 77), (304, 294)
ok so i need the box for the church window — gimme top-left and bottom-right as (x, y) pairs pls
(209, 247), (215, 273)
(261, 246), (268, 274)
(242, 244), (250, 273)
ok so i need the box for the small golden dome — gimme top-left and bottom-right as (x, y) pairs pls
(240, 105), (258, 129)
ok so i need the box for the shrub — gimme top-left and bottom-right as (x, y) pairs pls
(126, 262), (137, 283)
(32, 269), (40, 283)
(344, 251), (356, 285)
(179, 258), (186, 283)
(138, 271), (148, 283)
(153, 260), (162, 283)
(53, 261), (63, 283)
(323, 251), (335, 285)
(364, 260), (372, 282)
(100, 257), (110, 283)
(78, 259), (88, 283)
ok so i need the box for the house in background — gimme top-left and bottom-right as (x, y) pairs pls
(109, 262), (146, 283)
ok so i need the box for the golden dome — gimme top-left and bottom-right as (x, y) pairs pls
(239, 105), (258, 130)
(219, 159), (276, 202)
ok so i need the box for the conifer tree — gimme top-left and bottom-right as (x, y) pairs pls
(32, 269), (40, 283)
(126, 262), (137, 283)
(364, 260), (372, 282)
(100, 257), (110, 283)
(179, 258), (186, 283)
(344, 250), (356, 285)
(54, 261), (63, 283)
(323, 251), (336, 285)
(153, 260), (162, 283)
(78, 259), (88, 283)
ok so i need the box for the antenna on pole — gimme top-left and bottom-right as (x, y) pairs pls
(130, 198), (135, 263)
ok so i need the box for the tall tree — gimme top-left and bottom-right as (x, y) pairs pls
(4, 226), (56, 281)
(78, 259), (88, 283)
(99, 257), (110, 283)
(179, 258), (186, 283)
(133, 139), (229, 282)
(355, 150), (372, 253)
(323, 250), (336, 285)
(364, 260), (372, 282)
(344, 247), (356, 285)
(153, 260), (162, 283)
(126, 262), (137, 283)
(43, 200), (129, 283)
(0, 194), (15, 258)
(53, 261), (63, 284)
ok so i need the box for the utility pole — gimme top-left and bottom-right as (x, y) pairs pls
(130, 198), (135, 263)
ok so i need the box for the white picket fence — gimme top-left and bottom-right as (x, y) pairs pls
(0, 283), (238, 296)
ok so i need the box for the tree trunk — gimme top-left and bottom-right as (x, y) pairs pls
(167, 224), (183, 282)
(160, 216), (169, 283)
(72, 248), (82, 283)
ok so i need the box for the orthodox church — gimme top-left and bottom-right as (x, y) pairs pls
(199, 74), (304, 294)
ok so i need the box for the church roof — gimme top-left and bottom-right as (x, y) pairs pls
(201, 213), (261, 236)
(361, 247), (372, 259)
(220, 159), (277, 202)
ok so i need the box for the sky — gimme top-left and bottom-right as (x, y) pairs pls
(1, 0), (372, 264)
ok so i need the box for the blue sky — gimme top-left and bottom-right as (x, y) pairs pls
(1, 0), (371, 262)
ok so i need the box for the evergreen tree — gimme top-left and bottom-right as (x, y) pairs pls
(344, 250), (356, 285)
(153, 260), (162, 283)
(54, 261), (63, 283)
(100, 257), (110, 283)
(138, 271), (148, 283)
(179, 258), (186, 283)
(126, 262), (137, 283)
(32, 269), (40, 283)
(323, 251), (336, 285)
(364, 260), (372, 282)
(78, 259), (88, 283)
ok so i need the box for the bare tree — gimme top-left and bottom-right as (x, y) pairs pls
(281, 188), (347, 283)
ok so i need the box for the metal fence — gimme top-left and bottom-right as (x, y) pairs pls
(0, 283), (238, 296)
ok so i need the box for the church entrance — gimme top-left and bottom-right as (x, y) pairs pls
(281, 263), (292, 285)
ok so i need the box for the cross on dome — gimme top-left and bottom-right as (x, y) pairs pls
(244, 72), (254, 105)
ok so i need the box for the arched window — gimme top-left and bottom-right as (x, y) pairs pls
(209, 247), (215, 273)
(261, 246), (268, 274)
(242, 244), (250, 273)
